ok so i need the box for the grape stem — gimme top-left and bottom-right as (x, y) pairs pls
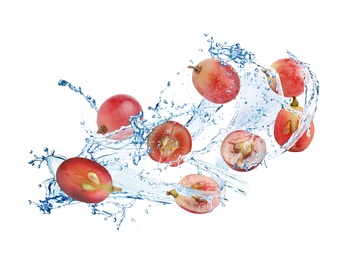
(97, 125), (108, 134)
(187, 65), (201, 73)
(112, 186), (123, 192)
(166, 189), (178, 198)
(290, 96), (299, 107)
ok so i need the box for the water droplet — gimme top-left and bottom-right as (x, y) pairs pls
(58, 79), (68, 86)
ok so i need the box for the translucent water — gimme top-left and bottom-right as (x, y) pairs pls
(28, 34), (320, 229)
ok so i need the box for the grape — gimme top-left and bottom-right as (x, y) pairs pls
(189, 58), (240, 104)
(147, 120), (192, 167)
(220, 130), (267, 171)
(97, 94), (143, 140)
(56, 157), (121, 203)
(267, 58), (307, 98)
(274, 98), (315, 152)
(167, 174), (220, 214)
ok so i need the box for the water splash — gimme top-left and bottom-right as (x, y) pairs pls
(58, 79), (98, 111)
(28, 34), (319, 229)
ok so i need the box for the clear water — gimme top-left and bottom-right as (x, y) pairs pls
(28, 34), (320, 229)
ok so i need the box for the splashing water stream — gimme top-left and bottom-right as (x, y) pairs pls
(28, 35), (319, 229)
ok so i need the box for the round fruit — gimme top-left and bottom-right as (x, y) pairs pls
(267, 58), (306, 98)
(97, 94), (143, 140)
(147, 120), (192, 166)
(220, 130), (267, 171)
(56, 157), (120, 203)
(274, 99), (314, 152)
(189, 58), (240, 104)
(166, 174), (221, 214)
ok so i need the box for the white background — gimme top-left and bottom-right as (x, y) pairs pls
(1, 1), (341, 259)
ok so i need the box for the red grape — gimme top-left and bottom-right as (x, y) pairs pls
(97, 94), (143, 140)
(189, 59), (240, 104)
(166, 174), (220, 214)
(267, 58), (307, 98)
(220, 130), (267, 171)
(56, 157), (121, 203)
(274, 98), (315, 152)
(147, 120), (192, 167)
